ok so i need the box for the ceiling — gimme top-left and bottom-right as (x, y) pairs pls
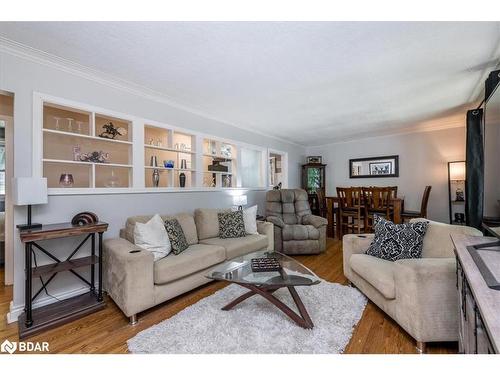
(1, 22), (499, 145)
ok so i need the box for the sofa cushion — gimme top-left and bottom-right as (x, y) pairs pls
(282, 224), (319, 241)
(154, 244), (225, 285)
(133, 214), (171, 261)
(124, 213), (198, 245)
(218, 211), (246, 239)
(195, 208), (230, 240)
(350, 253), (396, 299)
(164, 218), (189, 255)
(200, 234), (268, 258)
(410, 218), (483, 258)
(366, 216), (428, 261)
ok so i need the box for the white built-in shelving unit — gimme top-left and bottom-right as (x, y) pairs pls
(33, 93), (269, 195)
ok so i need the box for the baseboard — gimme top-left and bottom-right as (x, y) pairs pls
(7, 284), (100, 324)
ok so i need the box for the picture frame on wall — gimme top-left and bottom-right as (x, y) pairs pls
(369, 161), (393, 175)
(349, 155), (399, 178)
(306, 156), (322, 164)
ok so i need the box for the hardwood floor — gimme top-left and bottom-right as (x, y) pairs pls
(0, 239), (457, 354)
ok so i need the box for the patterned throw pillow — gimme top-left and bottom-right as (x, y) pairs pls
(366, 215), (428, 261)
(218, 210), (246, 239)
(164, 218), (189, 255)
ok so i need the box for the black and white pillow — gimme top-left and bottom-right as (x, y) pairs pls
(164, 218), (189, 255)
(366, 215), (428, 261)
(218, 211), (246, 239)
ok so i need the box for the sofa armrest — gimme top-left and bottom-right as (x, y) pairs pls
(302, 214), (328, 228)
(342, 234), (374, 281)
(393, 257), (458, 342)
(266, 215), (285, 228)
(103, 238), (155, 317)
(257, 220), (274, 251)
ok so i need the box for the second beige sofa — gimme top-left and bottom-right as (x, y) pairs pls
(343, 218), (482, 353)
(104, 208), (274, 324)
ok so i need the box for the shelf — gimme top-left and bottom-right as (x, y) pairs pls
(18, 292), (105, 340)
(43, 128), (133, 145)
(202, 153), (233, 160)
(43, 159), (132, 168)
(144, 144), (195, 154)
(144, 166), (195, 172)
(32, 255), (99, 277)
(203, 170), (232, 175)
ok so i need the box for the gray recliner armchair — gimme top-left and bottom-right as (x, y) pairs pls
(266, 189), (328, 255)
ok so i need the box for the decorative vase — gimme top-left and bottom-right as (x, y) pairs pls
(105, 169), (120, 188)
(150, 156), (158, 167)
(152, 169), (160, 187)
(179, 172), (186, 188)
(153, 169), (160, 187)
(59, 173), (74, 188)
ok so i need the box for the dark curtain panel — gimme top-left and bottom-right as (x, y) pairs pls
(485, 70), (500, 101)
(465, 108), (484, 229)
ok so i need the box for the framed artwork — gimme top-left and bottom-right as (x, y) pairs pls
(369, 161), (393, 175)
(306, 156), (322, 164)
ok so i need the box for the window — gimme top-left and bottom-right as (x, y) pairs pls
(240, 147), (264, 187)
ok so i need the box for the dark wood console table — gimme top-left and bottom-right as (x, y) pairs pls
(18, 221), (108, 339)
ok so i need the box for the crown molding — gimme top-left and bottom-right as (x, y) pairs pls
(307, 116), (465, 148)
(0, 36), (302, 147)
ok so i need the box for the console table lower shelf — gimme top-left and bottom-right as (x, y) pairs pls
(18, 221), (108, 340)
(18, 292), (105, 339)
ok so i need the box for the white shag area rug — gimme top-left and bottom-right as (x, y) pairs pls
(127, 280), (367, 354)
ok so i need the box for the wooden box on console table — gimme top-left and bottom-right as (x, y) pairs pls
(18, 222), (108, 339)
(452, 234), (500, 354)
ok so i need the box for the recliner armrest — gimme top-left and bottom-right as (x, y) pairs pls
(302, 214), (328, 228)
(257, 220), (274, 251)
(266, 215), (285, 228)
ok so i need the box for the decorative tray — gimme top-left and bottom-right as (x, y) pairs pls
(251, 257), (282, 272)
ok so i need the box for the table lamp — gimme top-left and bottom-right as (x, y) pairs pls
(233, 195), (248, 211)
(13, 177), (48, 230)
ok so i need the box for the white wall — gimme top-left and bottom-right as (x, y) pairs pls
(0, 49), (306, 321)
(307, 126), (466, 223)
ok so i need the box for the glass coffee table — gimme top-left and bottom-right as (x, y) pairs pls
(207, 250), (320, 329)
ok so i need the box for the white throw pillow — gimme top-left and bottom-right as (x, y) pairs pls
(134, 214), (171, 261)
(242, 205), (258, 234)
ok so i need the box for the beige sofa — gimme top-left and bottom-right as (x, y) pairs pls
(343, 218), (482, 353)
(104, 208), (274, 324)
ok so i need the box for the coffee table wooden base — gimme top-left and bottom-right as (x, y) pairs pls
(221, 283), (314, 329)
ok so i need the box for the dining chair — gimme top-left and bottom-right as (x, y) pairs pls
(362, 186), (393, 232)
(337, 187), (364, 235)
(389, 186), (398, 199)
(316, 188), (328, 218)
(401, 186), (432, 222)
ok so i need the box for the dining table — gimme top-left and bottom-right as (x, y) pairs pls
(325, 196), (405, 239)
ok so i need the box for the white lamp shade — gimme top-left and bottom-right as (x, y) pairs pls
(12, 177), (48, 206)
(449, 162), (466, 181)
(233, 195), (248, 206)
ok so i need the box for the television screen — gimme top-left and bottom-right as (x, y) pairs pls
(483, 75), (500, 237)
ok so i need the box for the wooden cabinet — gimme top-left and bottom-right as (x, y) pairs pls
(456, 255), (496, 353)
(301, 163), (326, 194)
